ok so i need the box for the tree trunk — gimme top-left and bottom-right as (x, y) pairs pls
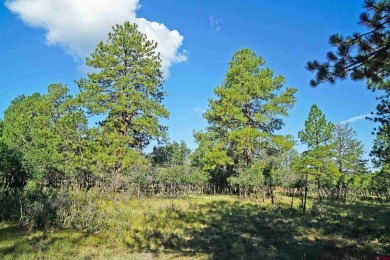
(112, 164), (122, 192)
(290, 189), (294, 210)
(343, 187), (347, 203)
(317, 178), (322, 202)
(269, 183), (274, 204)
(303, 174), (308, 215)
(263, 190), (265, 203)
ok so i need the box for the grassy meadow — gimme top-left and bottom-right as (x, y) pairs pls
(0, 193), (389, 259)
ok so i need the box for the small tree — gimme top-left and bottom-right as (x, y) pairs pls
(275, 148), (300, 209)
(298, 105), (337, 212)
(151, 141), (191, 167)
(150, 141), (193, 195)
(333, 123), (365, 201)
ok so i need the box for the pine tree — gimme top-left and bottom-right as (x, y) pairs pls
(306, 0), (389, 88)
(77, 22), (169, 190)
(298, 105), (337, 212)
(151, 141), (191, 167)
(306, 0), (390, 168)
(333, 123), (365, 201)
(195, 48), (296, 193)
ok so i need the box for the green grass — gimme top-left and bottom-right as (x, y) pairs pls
(1, 194), (389, 259)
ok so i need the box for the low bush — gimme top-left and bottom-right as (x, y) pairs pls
(58, 188), (105, 233)
(19, 187), (59, 230)
(0, 186), (106, 232)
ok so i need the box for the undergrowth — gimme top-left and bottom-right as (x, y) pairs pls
(0, 193), (389, 259)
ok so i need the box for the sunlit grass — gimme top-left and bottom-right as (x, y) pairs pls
(1, 193), (389, 259)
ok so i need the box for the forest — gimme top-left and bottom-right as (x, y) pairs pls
(0, 0), (389, 259)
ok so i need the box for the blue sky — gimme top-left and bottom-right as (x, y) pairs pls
(0, 0), (381, 160)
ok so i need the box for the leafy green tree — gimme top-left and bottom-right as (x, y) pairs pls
(1, 84), (87, 188)
(44, 84), (92, 188)
(150, 141), (195, 195)
(370, 128), (389, 200)
(298, 105), (337, 211)
(274, 148), (299, 187)
(292, 153), (313, 214)
(261, 135), (295, 203)
(195, 48), (296, 194)
(0, 120), (27, 189)
(192, 133), (233, 193)
(186, 167), (210, 191)
(151, 141), (191, 167)
(370, 169), (390, 198)
(227, 162), (265, 198)
(2, 93), (47, 185)
(333, 123), (365, 201)
(77, 22), (169, 190)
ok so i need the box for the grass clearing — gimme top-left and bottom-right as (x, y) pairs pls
(1, 194), (389, 259)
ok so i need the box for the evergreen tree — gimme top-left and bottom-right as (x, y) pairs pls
(333, 123), (365, 201)
(298, 105), (337, 212)
(151, 141), (191, 167)
(371, 125), (390, 169)
(306, 0), (389, 88)
(306, 0), (390, 168)
(1, 84), (87, 188)
(195, 48), (296, 193)
(0, 120), (27, 189)
(77, 22), (169, 190)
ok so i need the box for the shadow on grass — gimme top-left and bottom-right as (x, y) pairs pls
(128, 199), (390, 259)
(0, 223), (87, 258)
(1, 198), (389, 259)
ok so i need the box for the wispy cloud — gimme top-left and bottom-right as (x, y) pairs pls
(209, 16), (222, 32)
(339, 114), (370, 124)
(194, 107), (206, 116)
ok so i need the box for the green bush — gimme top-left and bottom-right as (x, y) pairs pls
(0, 185), (106, 232)
(19, 187), (58, 230)
(0, 188), (21, 221)
(60, 188), (105, 233)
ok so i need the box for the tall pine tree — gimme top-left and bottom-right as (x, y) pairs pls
(195, 48), (296, 193)
(77, 22), (169, 190)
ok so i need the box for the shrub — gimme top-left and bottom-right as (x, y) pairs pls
(19, 187), (58, 230)
(61, 188), (105, 233)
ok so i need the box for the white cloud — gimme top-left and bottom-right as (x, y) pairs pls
(5, 0), (187, 76)
(209, 15), (222, 32)
(339, 114), (370, 124)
